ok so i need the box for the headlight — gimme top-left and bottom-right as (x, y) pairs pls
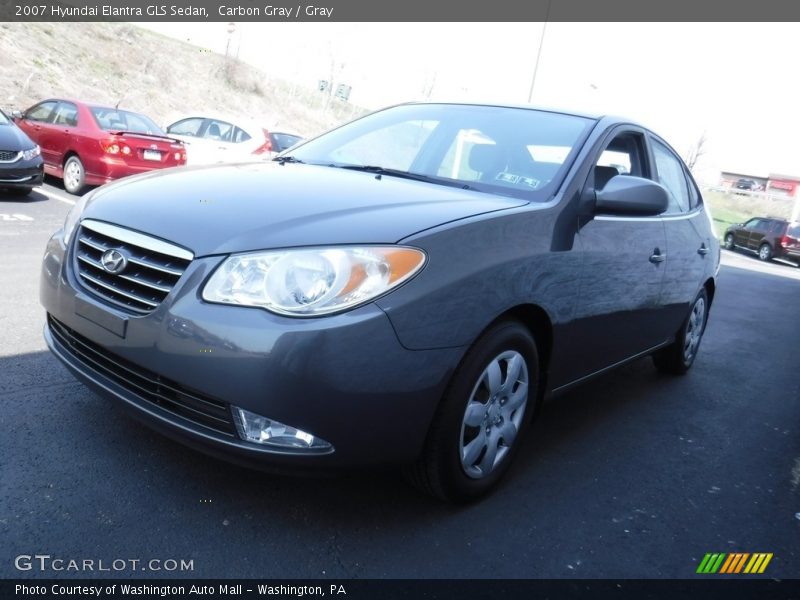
(62, 192), (91, 244)
(21, 145), (40, 161)
(203, 246), (426, 316)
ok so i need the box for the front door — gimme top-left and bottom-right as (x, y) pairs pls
(563, 129), (669, 382)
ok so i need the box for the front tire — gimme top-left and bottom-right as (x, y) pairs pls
(758, 243), (772, 262)
(405, 320), (539, 502)
(724, 233), (735, 250)
(63, 155), (86, 195)
(653, 289), (708, 375)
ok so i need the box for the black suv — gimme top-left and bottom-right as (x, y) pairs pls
(724, 217), (800, 264)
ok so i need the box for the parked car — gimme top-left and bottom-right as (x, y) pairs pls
(734, 178), (759, 192)
(165, 113), (302, 165)
(13, 99), (186, 194)
(40, 103), (719, 502)
(724, 217), (800, 264)
(0, 108), (44, 196)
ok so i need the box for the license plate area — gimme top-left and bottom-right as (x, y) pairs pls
(143, 150), (162, 161)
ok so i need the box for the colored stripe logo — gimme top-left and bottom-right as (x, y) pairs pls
(697, 553), (773, 574)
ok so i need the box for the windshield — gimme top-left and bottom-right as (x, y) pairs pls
(90, 107), (163, 135)
(0, 110), (9, 125)
(288, 104), (594, 201)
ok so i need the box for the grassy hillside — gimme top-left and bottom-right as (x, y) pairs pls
(0, 22), (363, 138)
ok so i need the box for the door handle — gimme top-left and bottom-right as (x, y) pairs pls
(697, 244), (710, 256)
(649, 248), (666, 263)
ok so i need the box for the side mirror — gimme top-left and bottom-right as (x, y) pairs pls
(11, 110), (22, 120)
(595, 175), (668, 216)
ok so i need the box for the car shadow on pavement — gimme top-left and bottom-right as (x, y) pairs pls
(0, 188), (48, 203)
(1, 346), (685, 521)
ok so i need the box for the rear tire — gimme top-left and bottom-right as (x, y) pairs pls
(653, 289), (708, 375)
(63, 155), (85, 195)
(758, 243), (772, 262)
(405, 320), (539, 503)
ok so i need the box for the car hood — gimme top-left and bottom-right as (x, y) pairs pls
(0, 122), (36, 151)
(81, 162), (528, 256)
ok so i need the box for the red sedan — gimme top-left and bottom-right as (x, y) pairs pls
(14, 99), (186, 194)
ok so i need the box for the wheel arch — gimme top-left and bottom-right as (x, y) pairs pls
(63, 150), (80, 166)
(703, 277), (716, 308)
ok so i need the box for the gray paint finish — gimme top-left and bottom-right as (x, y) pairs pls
(39, 104), (720, 470)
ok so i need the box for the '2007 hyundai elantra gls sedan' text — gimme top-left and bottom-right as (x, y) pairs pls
(41, 103), (720, 501)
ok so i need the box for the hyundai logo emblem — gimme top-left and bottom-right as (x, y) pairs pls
(100, 249), (128, 274)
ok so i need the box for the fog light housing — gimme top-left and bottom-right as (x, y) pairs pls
(232, 406), (332, 451)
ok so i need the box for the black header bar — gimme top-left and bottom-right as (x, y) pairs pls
(2, 0), (800, 22)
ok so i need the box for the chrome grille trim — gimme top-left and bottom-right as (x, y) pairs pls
(78, 271), (160, 308)
(76, 254), (173, 293)
(81, 219), (194, 261)
(74, 220), (193, 314)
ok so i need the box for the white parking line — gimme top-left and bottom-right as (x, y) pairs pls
(36, 186), (76, 206)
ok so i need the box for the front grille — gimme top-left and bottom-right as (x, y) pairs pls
(0, 149), (20, 162)
(74, 219), (193, 314)
(48, 315), (236, 436)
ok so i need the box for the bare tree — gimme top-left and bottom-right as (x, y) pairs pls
(421, 71), (438, 100)
(685, 132), (707, 172)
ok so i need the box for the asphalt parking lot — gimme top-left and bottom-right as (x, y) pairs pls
(1, 181), (798, 579)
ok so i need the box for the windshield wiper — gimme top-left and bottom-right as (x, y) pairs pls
(274, 155), (304, 164)
(334, 164), (474, 190)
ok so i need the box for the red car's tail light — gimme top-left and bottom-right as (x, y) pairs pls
(100, 139), (131, 155)
(251, 129), (274, 155)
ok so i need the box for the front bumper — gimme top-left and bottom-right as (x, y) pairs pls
(0, 157), (44, 189)
(40, 230), (463, 469)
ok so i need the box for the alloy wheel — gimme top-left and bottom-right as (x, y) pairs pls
(64, 159), (83, 193)
(683, 296), (706, 363)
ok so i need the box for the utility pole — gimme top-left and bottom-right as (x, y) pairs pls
(527, 0), (552, 104)
(224, 22), (236, 78)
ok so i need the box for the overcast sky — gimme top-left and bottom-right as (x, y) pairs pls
(142, 22), (800, 184)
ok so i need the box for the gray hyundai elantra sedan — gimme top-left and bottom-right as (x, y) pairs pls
(40, 103), (720, 501)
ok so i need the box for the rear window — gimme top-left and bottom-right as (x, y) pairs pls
(0, 110), (9, 125)
(787, 224), (800, 238)
(272, 133), (302, 151)
(90, 107), (162, 135)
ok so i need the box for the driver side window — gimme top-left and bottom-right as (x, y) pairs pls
(592, 131), (649, 192)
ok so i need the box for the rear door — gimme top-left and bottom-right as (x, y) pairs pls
(569, 128), (669, 378)
(746, 219), (771, 250)
(649, 136), (710, 335)
(734, 219), (757, 246)
(200, 118), (238, 163)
